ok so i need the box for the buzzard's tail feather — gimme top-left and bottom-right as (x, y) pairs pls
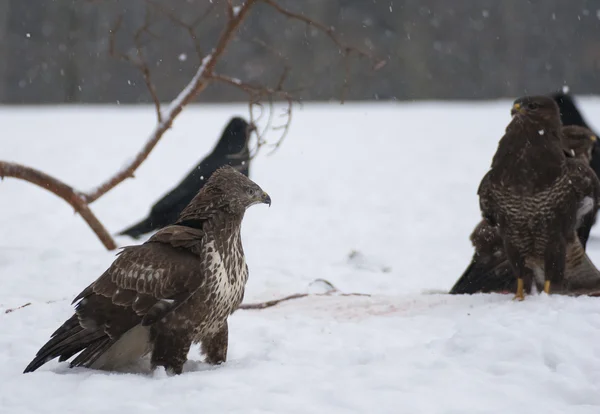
(450, 258), (514, 294)
(118, 217), (156, 239)
(23, 315), (107, 373)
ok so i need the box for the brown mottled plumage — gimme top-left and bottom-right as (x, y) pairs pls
(562, 126), (599, 246)
(562, 125), (597, 164)
(24, 166), (271, 375)
(451, 125), (600, 295)
(477, 96), (600, 299)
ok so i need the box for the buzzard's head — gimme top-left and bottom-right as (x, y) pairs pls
(562, 125), (597, 163)
(176, 166), (270, 225)
(207, 165), (271, 212)
(510, 96), (561, 129)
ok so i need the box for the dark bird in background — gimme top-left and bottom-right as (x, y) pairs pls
(24, 166), (272, 375)
(119, 117), (254, 239)
(562, 125), (599, 248)
(477, 96), (600, 300)
(562, 125), (597, 164)
(552, 92), (600, 179)
(450, 125), (600, 295)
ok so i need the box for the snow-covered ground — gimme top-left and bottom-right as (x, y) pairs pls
(2, 101), (600, 413)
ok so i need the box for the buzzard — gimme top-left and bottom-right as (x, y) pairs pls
(24, 166), (271, 375)
(451, 125), (600, 295)
(119, 117), (254, 239)
(562, 125), (597, 164)
(477, 96), (600, 300)
(552, 92), (600, 179)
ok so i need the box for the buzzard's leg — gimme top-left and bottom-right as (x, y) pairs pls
(504, 240), (531, 301)
(202, 321), (228, 365)
(150, 331), (191, 375)
(515, 278), (525, 300)
(543, 240), (566, 295)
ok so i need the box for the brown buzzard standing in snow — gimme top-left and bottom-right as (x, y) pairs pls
(24, 165), (271, 375)
(451, 125), (600, 295)
(477, 96), (600, 300)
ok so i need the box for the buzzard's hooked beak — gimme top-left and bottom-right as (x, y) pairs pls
(511, 103), (525, 116)
(260, 191), (271, 207)
(591, 135), (597, 142)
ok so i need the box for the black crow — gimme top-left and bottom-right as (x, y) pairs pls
(118, 117), (252, 239)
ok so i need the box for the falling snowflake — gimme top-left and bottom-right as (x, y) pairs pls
(538, 130), (545, 135)
(26, 33), (31, 38)
(178, 53), (187, 62)
(562, 85), (570, 94)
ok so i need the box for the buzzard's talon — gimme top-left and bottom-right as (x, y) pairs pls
(513, 278), (525, 301)
(543, 280), (551, 294)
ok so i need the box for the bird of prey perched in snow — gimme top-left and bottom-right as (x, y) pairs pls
(477, 96), (600, 300)
(119, 117), (254, 239)
(450, 125), (600, 296)
(24, 166), (271, 375)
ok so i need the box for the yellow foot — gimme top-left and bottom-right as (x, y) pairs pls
(543, 280), (551, 294)
(513, 278), (525, 301)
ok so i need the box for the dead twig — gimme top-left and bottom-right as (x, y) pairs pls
(109, 13), (162, 124)
(238, 292), (371, 310)
(238, 293), (309, 310)
(238, 279), (371, 310)
(4, 302), (31, 314)
(3, 297), (69, 314)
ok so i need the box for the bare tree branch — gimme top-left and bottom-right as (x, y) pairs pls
(83, 0), (259, 204)
(5, 1), (381, 250)
(0, 162), (117, 250)
(144, 0), (217, 62)
(109, 13), (162, 123)
(262, 0), (384, 64)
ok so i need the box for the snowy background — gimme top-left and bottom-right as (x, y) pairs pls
(2, 101), (600, 413)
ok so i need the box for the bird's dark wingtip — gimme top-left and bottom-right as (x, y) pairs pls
(450, 258), (515, 295)
(23, 356), (50, 374)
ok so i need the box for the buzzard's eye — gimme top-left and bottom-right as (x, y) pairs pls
(246, 187), (257, 197)
(528, 102), (539, 110)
